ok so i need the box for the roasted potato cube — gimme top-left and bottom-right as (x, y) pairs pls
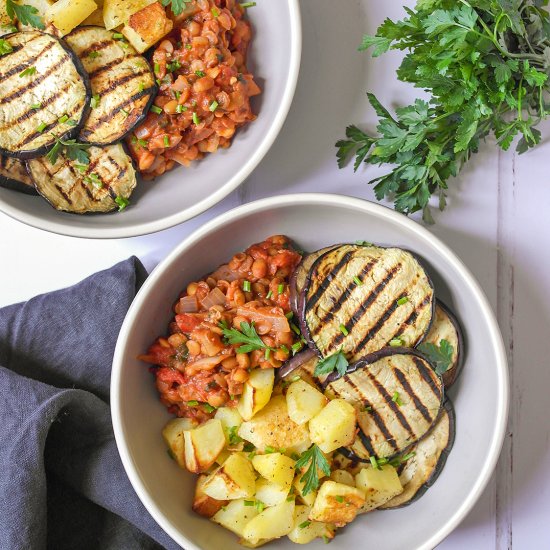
(215, 406), (244, 447)
(211, 498), (259, 536)
(252, 453), (295, 490)
(288, 505), (336, 544)
(14, 0), (54, 31)
(330, 469), (355, 486)
(355, 465), (403, 513)
(102, 0), (154, 29)
(202, 452), (256, 500)
(82, 8), (104, 25)
(293, 475), (317, 507)
(215, 449), (231, 465)
(238, 395), (311, 454)
(183, 418), (225, 473)
(121, 2), (172, 53)
(309, 481), (365, 526)
(308, 399), (357, 453)
(237, 367), (275, 421)
(45, 0), (97, 35)
(255, 478), (290, 506)
(286, 379), (327, 425)
(242, 500), (295, 543)
(193, 475), (227, 518)
(162, 417), (197, 469)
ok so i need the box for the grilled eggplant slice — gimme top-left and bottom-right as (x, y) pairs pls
(65, 26), (156, 145)
(421, 300), (464, 388)
(289, 245), (339, 316)
(27, 143), (136, 213)
(0, 155), (37, 194)
(300, 244), (435, 363)
(0, 31), (90, 158)
(381, 399), (455, 509)
(325, 348), (443, 459)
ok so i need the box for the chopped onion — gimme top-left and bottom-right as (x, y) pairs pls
(210, 264), (240, 282)
(189, 354), (224, 370)
(237, 306), (290, 332)
(176, 295), (199, 313)
(201, 287), (226, 309)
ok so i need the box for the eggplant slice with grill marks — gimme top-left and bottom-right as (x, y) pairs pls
(27, 143), (136, 213)
(325, 348), (444, 460)
(0, 155), (37, 194)
(420, 300), (464, 388)
(381, 399), (455, 509)
(299, 244), (435, 363)
(0, 31), (90, 158)
(65, 26), (156, 145)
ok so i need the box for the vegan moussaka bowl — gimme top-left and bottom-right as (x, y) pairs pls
(0, 1), (301, 238)
(111, 194), (509, 550)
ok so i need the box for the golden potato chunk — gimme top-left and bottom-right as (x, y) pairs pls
(255, 479), (290, 506)
(309, 481), (365, 526)
(202, 452), (256, 500)
(193, 475), (227, 518)
(45, 0), (97, 35)
(308, 398), (357, 453)
(330, 469), (356, 486)
(121, 1), (172, 53)
(286, 379), (328, 425)
(355, 465), (403, 513)
(237, 367), (275, 421)
(211, 498), (260, 537)
(288, 505), (336, 544)
(102, 0), (154, 29)
(242, 500), (295, 543)
(162, 417), (198, 469)
(251, 453), (295, 490)
(183, 418), (226, 473)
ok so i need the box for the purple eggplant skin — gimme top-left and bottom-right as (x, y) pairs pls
(434, 299), (465, 389)
(0, 157), (37, 195)
(275, 348), (317, 382)
(0, 31), (91, 160)
(298, 243), (436, 364)
(382, 398), (456, 509)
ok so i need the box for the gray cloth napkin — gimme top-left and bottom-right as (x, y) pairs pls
(0, 257), (181, 550)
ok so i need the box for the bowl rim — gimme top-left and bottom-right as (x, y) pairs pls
(0, 0), (302, 240)
(111, 192), (509, 550)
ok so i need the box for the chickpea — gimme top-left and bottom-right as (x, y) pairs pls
(186, 340), (201, 356)
(236, 353), (250, 369)
(187, 282), (198, 296)
(207, 392), (227, 408)
(233, 289), (246, 306)
(251, 258), (267, 279)
(222, 356), (238, 370)
(168, 333), (187, 347)
(233, 368), (249, 383)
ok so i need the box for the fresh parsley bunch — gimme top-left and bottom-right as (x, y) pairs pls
(337, 0), (550, 221)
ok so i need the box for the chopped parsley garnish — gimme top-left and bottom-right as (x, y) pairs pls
(46, 138), (90, 165)
(115, 196), (129, 211)
(285, 311), (293, 320)
(167, 60), (181, 73)
(264, 445), (276, 454)
(353, 275), (363, 286)
(88, 51), (100, 59)
(334, 495), (344, 503)
(291, 341), (303, 354)
(192, 112), (200, 125)
(339, 324), (349, 336)
(195, 70), (206, 77)
(221, 321), (271, 354)
(242, 280), (251, 292)
(36, 122), (47, 132)
(175, 104), (187, 113)
(364, 405), (372, 412)
(163, 135), (170, 147)
(154, 62), (160, 75)
(19, 66), (36, 77)
(203, 403), (216, 413)
(265, 290), (273, 299)
(389, 337), (404, 347)
(355, 240), (373, 246)
(0, 38), (13, 56)
(30, 102), (41, 110)
(211, 6), (219, 17)
(121, 108), (129, 117)
(185, 43), (192, 50)
(84, 173), (103, 189)
(314, 348), (348, 378)
(290, 322), (301, 336)
(295, 444), (331, 496)
(6, 0), (44, 29)
(187, 400), (199, 406)
(90, 94), (100, 109)
(240, 1), (256, 7)
(112, 32), (124, 40)
(397, 296), (409, 306)
(74, 164), (88, 173)
(150, 105), (163, 115)
(277, 283), (284, 294)
(227, 425), (243, 446)
(391, 391), (403, 406)
(243, 500), (254, 506)
(299, 521), (311, 529)
(209, 100), (219, 112)
(58, 114), (69, 124)
(280, 345), (289, 354)
(160, 0), (192, 17)
(417, 339), (454, 375)
(138, 82), (145, 92)
(264, 347), (271, 360)
(370, 455), (385, 470)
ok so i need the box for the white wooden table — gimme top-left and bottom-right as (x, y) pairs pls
(0, 1), (547, 547)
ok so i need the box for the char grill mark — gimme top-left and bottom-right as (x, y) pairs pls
(89, 54), (143, 78)
(0, 40), (55, 83)
(414, 357), (443, 400)
(393, 367), (433, 424)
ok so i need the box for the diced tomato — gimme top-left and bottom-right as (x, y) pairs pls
(175, 313), (203, 333)
(146, 341), (176, 367)
(156, 366), (186, 387)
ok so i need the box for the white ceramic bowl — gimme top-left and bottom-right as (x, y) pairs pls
(112, 194), (509, 550)
(0, 3), (301, 239)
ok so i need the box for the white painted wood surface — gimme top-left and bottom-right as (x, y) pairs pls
(0, 0), (546, 547)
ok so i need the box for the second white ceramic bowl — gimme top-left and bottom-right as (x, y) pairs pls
(112, 193), (508, 550)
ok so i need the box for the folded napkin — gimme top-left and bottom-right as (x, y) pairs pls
(0, 258), (180, 550)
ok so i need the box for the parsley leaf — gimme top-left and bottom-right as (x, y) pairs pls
(295, 444), (331, 496)
(5, 0), (45, 29)
(418, 338), (454, 375)
(337, 1), (550, 221)
(45, 138), (90, 166)
(160, 0), (192, 17)
(314, 348), (349, 378)
(220, 321), (271, 354)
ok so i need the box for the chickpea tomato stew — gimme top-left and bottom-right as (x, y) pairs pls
(128, 0), (260, 179)
(141, 236), (303, 422)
